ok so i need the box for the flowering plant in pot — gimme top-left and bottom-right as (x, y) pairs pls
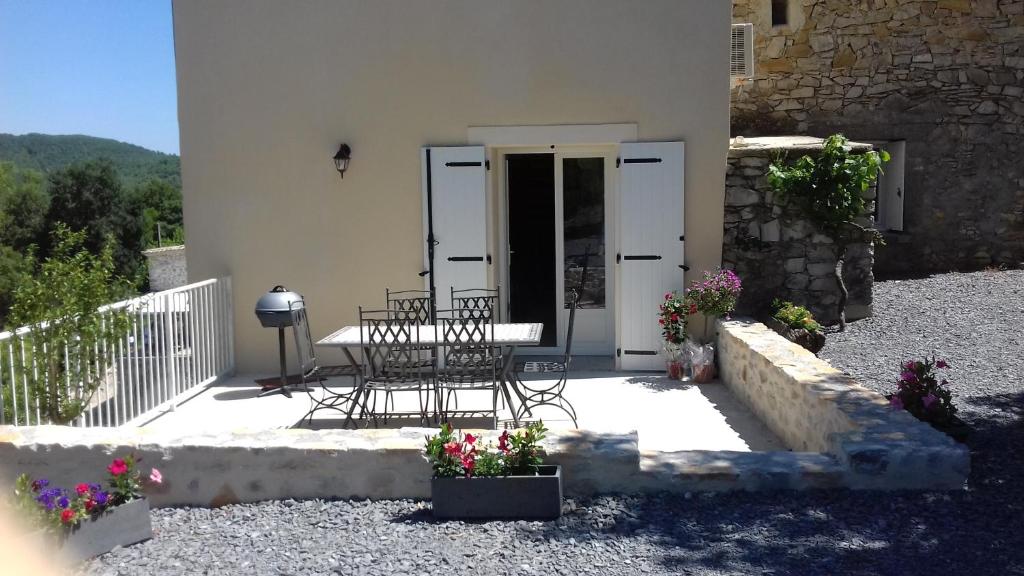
(12, 454), (162, 562)
(657, 291), (690, 379)
(886, 357), (967, 441)
(683, 269), (742, 382)
(424, 422), (561, 519)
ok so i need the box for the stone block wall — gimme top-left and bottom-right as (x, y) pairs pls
(717, 318), (970, 489)
(731, 0), (1024, 276)
(723, 136), (874, 324)
(143, 245), (188, 292)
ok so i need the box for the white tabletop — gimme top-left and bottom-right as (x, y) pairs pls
(317, 322), (544, 348)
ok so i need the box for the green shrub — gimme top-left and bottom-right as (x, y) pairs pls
(771, 299), (821, 333)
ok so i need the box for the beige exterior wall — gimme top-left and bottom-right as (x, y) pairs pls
(173, 0), (730, 373)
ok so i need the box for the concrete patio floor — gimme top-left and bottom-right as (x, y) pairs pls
(141, 357), (785, 453)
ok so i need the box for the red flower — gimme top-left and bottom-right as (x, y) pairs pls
(689, 304), (698, 315)
(60, 509), (76, 524)
(464, 433), (477, 445)
(108, 459), (128, 476)
(498, 430), (509, 453)
(670, 313), (679, 322)
(443, 441), (462, 456)
(84, 499), (95, 512)
(658, 318), (665, 325)
(665, 293), (672, 300)
(461, 455), (475, 476)
(75, 483), (90, 496)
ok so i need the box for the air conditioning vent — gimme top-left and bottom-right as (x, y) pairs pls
(731, 23), (754, 80)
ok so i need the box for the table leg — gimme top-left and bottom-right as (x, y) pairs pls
(499, 345), (528, 428)
(341, 347), (365, 429)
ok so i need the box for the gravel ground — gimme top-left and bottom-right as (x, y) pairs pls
(80, 271), (1024, 576)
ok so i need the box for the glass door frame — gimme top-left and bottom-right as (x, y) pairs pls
(494, 144), (617, 355)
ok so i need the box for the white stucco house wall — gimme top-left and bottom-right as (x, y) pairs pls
(172, 0), (731, 373)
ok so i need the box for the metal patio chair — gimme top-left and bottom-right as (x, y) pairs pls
(289, 301), (362, 427)
(436, 308), (500, 428)
(359, 308), (435, 426)
(512, 289), (579, 427)
(384, 288), (437, 375)
(451, 286), (501, 322)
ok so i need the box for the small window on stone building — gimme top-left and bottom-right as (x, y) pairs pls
(772, 0), (789, 26)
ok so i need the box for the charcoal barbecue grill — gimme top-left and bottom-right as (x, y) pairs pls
(254, 285), (304, 397)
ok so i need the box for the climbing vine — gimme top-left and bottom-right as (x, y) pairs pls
(767, 134), (888, 330)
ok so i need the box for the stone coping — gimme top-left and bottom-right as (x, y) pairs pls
(142, 244), (185, 255)
(729, 135), (873, 157)
(717, 318), (970, 489)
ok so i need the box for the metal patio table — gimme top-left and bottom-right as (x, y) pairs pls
(316, 322), (543, 428)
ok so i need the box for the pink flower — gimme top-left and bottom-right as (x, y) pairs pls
(443, 441), (462, 456)
(498, 430), (509, 453)
(936, 360), (949, 369)
(889, 395), (904, 410)
(149, 468), (163, 485)
(107, 458), (128, 476)
(665, 293), (672, 300)
(900, 371), (918, 385)
(75, 483), (90, 496)
(922, 393), (938, 410)
(464, 433), (477, 445)
(903, 360), (916, 370)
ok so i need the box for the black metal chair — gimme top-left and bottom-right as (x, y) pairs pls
(512, 289), (579, 427)
(359, 308), (434, 426)
(289, 301), (361, 427)
(451, 286), (501, 322)
(436, 308), (500, 428)
(386, 288), (435, 323)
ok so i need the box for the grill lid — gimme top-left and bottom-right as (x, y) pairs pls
(255, 285), (304, 327)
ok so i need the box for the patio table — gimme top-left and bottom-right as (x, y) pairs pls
(316, 322), (543, 428)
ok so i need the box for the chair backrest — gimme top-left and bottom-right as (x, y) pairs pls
(359, 307), (421, 379)
(436, 308), (495, 378)
(563, 289), (579, 365)
(450, 286), (501, 322)
(289, 301), (318, 378)
(385, 288), (435, 324)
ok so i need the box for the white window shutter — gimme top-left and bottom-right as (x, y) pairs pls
(731, 23), (754, 80)
(617, 142), (685, 371)
(875, 140), (905, 232)
(421, 146), (488, 311)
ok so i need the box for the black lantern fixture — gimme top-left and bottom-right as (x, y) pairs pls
(333, 143), (352, 178)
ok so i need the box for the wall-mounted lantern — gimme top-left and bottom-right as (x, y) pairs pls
(333, 143), (352, 178)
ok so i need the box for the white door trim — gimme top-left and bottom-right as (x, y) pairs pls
(469, 124), (637, 147)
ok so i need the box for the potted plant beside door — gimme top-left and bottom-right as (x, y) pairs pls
(426, 422), (562, 519)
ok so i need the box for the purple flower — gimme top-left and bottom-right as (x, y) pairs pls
(95, 491), (110, 507)
(889, 395), (904, 410)
(58, 496), (70, 509)
(31, 479), (49, 492)
(900, 371), (918, 384)
(936, 360), (948, 369)
(922, 393), (938, 410)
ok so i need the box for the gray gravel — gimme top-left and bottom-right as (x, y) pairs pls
(81, 271), (1024, 576)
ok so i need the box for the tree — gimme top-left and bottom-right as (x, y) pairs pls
(0, 246), (27, 328)
(131, 178), (184, 248)
(767, 134), (888, 330)
(0, 162), (49, 251)
(45, 159), (144, 283)
(7, 225), (132, 424)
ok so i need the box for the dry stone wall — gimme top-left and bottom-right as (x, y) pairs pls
(731, 0), (1024, 276)
(724, 136), (874, 324)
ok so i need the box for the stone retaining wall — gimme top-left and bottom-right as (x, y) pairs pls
(717, 318), (970, 489)
(731, 0), (1024, 276)
(724, 136), (874, 324)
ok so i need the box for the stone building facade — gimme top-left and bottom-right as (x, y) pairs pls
(724, 137), (874, 324)
(731, 0), (1024, 276)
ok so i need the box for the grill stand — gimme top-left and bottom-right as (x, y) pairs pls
(257, 328), (292, 398)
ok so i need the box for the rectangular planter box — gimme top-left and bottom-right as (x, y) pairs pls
(431, 465), (562, 520)
(60, 497), (153, 563)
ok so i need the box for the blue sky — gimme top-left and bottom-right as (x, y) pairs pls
(0, 1), (179, 154)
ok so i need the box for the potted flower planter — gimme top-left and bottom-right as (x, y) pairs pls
(431, 465), (563, 520)
(766, 317), (825, 354)
(61, 497), (153, 562)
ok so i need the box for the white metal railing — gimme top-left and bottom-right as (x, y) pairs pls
(0, 277), (234, 428)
